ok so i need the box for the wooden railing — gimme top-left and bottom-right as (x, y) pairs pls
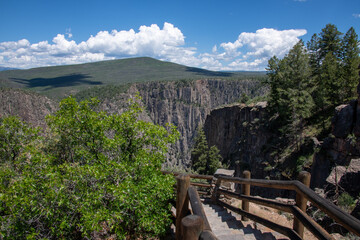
(175, 174), (218, 240)
(163, 170), (360, 240)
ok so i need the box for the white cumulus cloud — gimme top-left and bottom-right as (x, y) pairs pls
(0, 24), (307, 71)
(0, 22), (194, 69)
(216, 28), (307, 70)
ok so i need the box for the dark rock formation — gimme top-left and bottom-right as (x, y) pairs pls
(311, 66), (360, 189)
(131, 79), (263, 167)
(203, 102), (271, 180)
(324, 158), (360, 198)
(332, 101), (356, 138)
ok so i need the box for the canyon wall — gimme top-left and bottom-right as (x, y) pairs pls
(131, 79), (264, 167)
(203, 102), (271, 179)
(0, 88), (57, 128)
(1, 79), (264, 167)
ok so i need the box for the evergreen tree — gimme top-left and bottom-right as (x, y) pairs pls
(320, 52), (341, 106)
(308, 33), (321, 76)
(266, 40), (314, 138)
(318, 24), (343, 61)
(308, 24), (348, 109)
(266, 55), (290, 123)
(341, 27), (360, 100)
(285, 41), (314, 148)
(191, 128), (222, 175)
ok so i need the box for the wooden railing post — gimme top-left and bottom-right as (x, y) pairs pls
(241, 170), (251, 221)
(176, 174), (190, 240)
(182, 215), (204, 240)
(293, 171), (311, 238)
(211, 177), (222, 203)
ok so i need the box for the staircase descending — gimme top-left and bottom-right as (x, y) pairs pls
(202, 201), (287, 240)
(167, 171), (360, 240)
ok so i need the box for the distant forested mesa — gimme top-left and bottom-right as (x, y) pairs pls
(0, 56), (266, 100)
(265, 24), (359, 141)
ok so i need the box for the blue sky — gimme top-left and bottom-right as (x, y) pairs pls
(0, 0), (359, 71)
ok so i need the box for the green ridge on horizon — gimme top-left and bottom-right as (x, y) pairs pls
(0, 57), (265, 99)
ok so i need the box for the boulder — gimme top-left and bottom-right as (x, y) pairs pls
(354, 101), (360, 137)
(331, 101), (356, 138)
(214, 168), (235, 191)
(325, 158), (360, 198)
(339, 158), (360, 197)
(326, 165), (347, 186)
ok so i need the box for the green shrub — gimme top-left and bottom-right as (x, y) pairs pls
(338, 192), (355, 212)
(0, 96), (179, 239)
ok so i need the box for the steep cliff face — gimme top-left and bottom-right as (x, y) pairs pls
(204, 102), (271, 179)
(132, 79), (264, 167)
(0, 88), (57, 127)
(0, 79), (264, 167)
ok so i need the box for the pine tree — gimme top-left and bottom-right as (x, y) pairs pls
(191, 128), (222, 175)
(320, 52), (341, 106)
(341, 27), (360, 100)
(266, 40), (314, 137)
(266, 55), (290, 123)
(285, 41), (314, 148)
(308, 24), (344, 110)
(191, 128), (209, 173)
(207, 146), (222, 175)
(318, 24), (343, 61)
(308, 33), (321, 76)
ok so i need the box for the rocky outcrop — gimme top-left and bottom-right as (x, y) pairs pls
(131, 79), (264, 167)
(0, 79), (264, 168)
(203, 102), (271, 180)
(311, 68), (360, 189)
(0, 88), (56, 127)
(332, 101), (356, 138)
(325, 158), (360, 198)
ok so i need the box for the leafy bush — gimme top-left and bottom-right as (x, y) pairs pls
(0, 96), (179, 239)
(338, 192), (355, 212)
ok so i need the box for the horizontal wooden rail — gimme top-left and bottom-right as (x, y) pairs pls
(293, 181), (360, 236)
(217, 175), (360, 236)
(190, 182), (213, 188)
(197, 190), (211, 196)
(167, 170), (360, 239)
(217, 199), (302, 240)
(217, 188), (292, 213)
(188, 186), (212, 232)
(218, 188), (334, 240)
(218, 173), (360, 236)
(162, 170), (214, 180)
(218, 175), (297, 191)
(291, 205), (334, 240)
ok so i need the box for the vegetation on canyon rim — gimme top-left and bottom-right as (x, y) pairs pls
(0, 96), (179, 239)
(0, 22), (359, 239)
(264, 24), (359, 177)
